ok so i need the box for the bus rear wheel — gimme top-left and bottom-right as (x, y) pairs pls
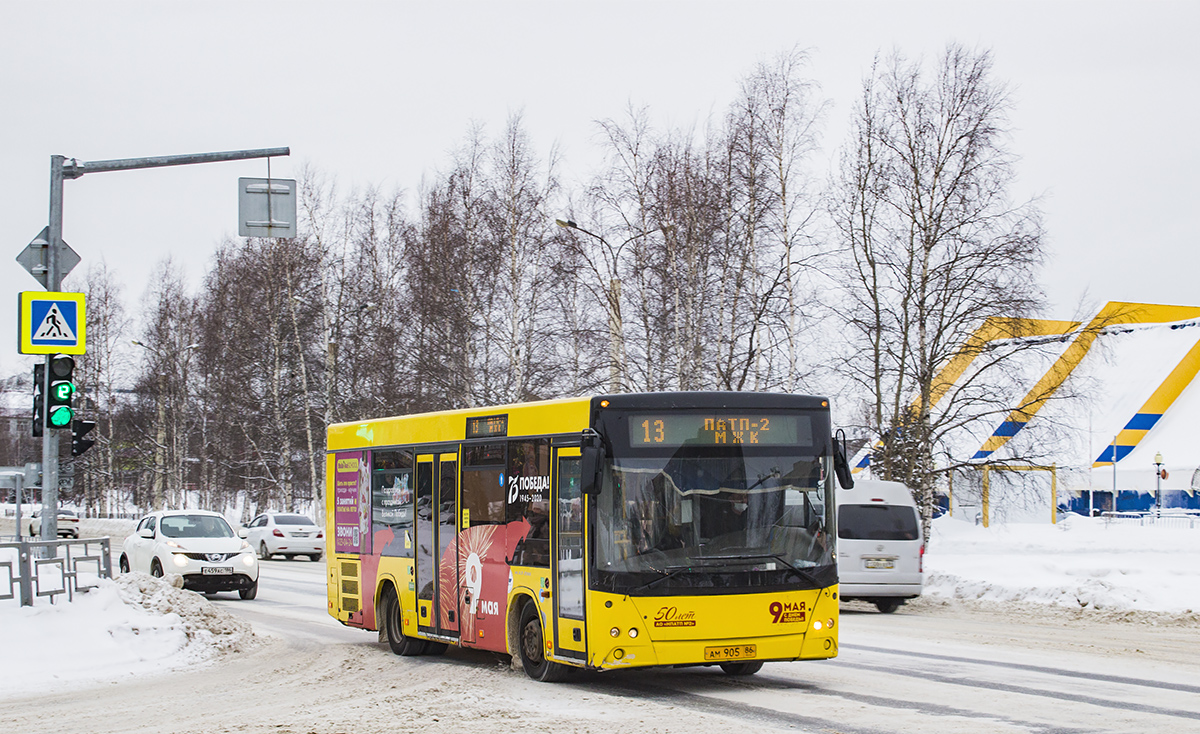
(382, 587), (426, 656)
(519, 600), (568, 682)
(720, 661), (763, 676)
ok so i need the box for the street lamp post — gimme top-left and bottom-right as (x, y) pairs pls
(556, 219), (625, 393)
(555, 218), (668, 394)
(1154, 451), (1164, 515)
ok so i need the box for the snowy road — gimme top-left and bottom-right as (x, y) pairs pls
(3, 555), (1197, 733)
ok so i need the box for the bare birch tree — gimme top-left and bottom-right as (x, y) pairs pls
(831, 45), (1047, 534)
(69, 261), (131, 516)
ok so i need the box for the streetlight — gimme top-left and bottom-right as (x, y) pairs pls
(556, 218), (671, 393)
(557, 219), (626, 393)
(1154, 451), (1165, 515)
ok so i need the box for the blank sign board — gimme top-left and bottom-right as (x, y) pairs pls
(238, 177), (297, 238)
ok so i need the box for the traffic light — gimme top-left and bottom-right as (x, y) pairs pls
(32, 364), (44, 437)
(71, 420), (97, 457)
(46, 354), (76, 429)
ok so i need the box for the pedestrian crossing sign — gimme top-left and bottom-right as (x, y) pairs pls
(18, 291), (86, 355)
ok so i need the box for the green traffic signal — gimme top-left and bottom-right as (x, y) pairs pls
(46, 354), (76, 430)
(49, 405), (74, 427)
(53, 381), (74, 401)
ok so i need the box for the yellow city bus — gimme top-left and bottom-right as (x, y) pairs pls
(325, 391), (854, 681)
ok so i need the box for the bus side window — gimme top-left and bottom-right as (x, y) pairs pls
(462, 443), (505, 525)
(508, 439), (550, 567)
(372, 450), (414, 557)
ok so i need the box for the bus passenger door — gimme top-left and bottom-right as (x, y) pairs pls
(436, 452), (460, 638)
(415, 455), (436, 636)
(552, 448), (587, 660)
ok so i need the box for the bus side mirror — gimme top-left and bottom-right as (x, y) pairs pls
(833, 430), (855, 489)
(580, 434), (604, 495)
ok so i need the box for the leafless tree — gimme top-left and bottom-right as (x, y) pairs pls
(830, 45), (1048, 534)
(129, 259), (201, 511)
(67, 261), (132, 516)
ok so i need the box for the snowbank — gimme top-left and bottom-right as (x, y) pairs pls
(0, 573), (255, 700)
(924, 515), (1200, 614)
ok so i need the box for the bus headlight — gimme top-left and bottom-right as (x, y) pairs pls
(813, 620), (823, 631)
(610, 627), (620, 637)
(628, 628), (639, 638)
(827, 618), (835, 629)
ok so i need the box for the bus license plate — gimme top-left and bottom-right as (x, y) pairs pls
(201, 567), (233, 575)
(704, 645), (756, 662)
(864, 557), (895, 569)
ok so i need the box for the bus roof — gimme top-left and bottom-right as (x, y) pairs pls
(327, 391), (832, 452)
(327, 395), (593, 451)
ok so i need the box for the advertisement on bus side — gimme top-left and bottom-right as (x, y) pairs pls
(334, 451), (372, 554)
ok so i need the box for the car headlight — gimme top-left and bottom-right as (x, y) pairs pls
(240, 540), (252, 551)
(172, 553), (189, 568)
(242, 553), (257, 567)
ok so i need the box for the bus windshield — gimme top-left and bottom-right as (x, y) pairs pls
(593, 449), (835, 594)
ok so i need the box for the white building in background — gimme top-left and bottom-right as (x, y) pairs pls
(854, 302), (1200, 522)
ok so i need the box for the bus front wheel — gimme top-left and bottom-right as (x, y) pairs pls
(519, 600), (568, 682)
(382, 587), (426, 656)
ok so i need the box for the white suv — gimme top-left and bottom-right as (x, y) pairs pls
(244, 513), (324, 561)
(120, 510), (260, 599)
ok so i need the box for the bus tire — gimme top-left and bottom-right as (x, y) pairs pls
(720, 661), (763, 676)
(519, 600), (568, 682)
(381, 586), (426, 656)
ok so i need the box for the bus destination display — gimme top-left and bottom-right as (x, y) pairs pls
(628, 413), (811, 446)
(466, 414), (508, 439)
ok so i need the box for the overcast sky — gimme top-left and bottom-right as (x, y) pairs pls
(2, 1), (1197, 376)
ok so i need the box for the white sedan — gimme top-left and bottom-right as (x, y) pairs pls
(243, 512), (324, 561)
(120, 510), (260, 599)
(28, 508), (80, 539)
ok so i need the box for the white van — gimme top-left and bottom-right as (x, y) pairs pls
(836, 479), (924, 613)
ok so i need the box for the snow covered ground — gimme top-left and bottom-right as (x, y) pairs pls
(0, 573), (255, 699)
(924, 514), (1200, 615)
(0, 515), (1196, 701)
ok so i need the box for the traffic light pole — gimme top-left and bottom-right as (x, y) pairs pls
(39, 147), (288, 541)
(41, 155), (65, 543)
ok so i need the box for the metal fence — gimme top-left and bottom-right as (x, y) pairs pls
(0, 536), (113, 606)
(1101, 510), (1200, 529)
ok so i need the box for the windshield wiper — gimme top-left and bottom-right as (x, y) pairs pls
(629, 562), (725, 595)
(696, 552), (820, 583)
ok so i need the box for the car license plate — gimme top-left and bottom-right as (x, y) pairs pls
(864, 557), (895, 569)
(704, 645), (756, 662)
(201, 566), (233, 575)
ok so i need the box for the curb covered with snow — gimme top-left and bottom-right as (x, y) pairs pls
(0, 573), (255, 700)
